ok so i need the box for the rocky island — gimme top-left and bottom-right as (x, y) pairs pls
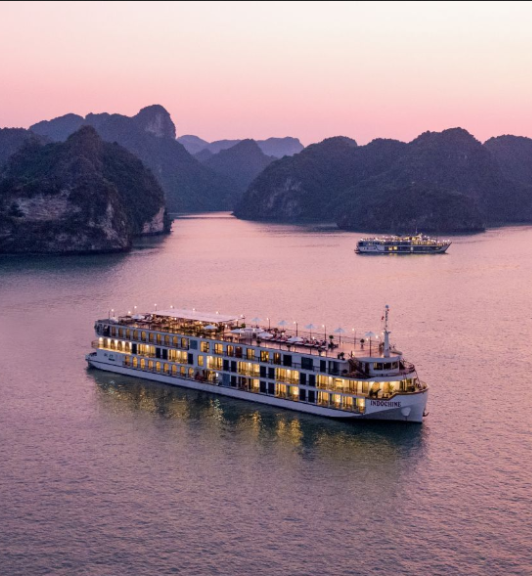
(0, 126), (170, 254)
(31, 105), (236, 213)
(235, 128), (532, 233)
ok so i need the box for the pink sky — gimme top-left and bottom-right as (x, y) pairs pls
(1, 1), (531, 145)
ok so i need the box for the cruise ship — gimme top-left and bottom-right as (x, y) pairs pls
(356, 234), (451, 254)
(86, 306), (428, 423)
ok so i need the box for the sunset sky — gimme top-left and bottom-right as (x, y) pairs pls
(1, 1), (531, 145)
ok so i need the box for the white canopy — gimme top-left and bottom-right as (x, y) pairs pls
(153, 309), (239, 324)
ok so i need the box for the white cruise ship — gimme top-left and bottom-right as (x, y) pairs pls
(356, 234), (451, 254)
(86, 306), (428, 423)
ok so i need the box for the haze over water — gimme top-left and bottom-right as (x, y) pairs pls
(1, 214), (531, 575)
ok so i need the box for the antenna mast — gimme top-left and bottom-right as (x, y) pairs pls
(383, 305), (391, 357)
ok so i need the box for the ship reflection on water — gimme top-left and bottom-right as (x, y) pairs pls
(90, 370), (426, 464)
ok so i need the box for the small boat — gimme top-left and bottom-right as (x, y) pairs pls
(356, 234), (451, 255)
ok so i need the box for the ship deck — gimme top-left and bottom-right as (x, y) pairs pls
(103, 314), (398, 360)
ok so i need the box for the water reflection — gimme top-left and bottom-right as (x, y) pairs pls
(90, 369), (426, 462)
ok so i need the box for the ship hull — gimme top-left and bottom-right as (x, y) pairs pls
(87, 354), (428, 423)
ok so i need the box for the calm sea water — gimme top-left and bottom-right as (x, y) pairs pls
(1, 214), (531, 576)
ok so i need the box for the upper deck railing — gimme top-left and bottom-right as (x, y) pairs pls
(96, 315), (401, 361)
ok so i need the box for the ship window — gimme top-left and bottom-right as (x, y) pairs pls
(133, 330), (138, 340)
(140, 358), (146, 369)
(190, 340), (198, 350)
(148, 360), (154, 370)
(275, 384), (287, 398)
(132, 357), (138, 368)
(165, 335), (171, 346)
(301, 357), (313, 370)
(164, 363), (170, 374)
(198, 356), (204, 367)
(260, 350), (269, 362)
(200, 341), (210, 353)
(235, 347), (243, 358)
(148, 332), (155, 343)
(214, 343), (223, 355)
(246, 348), (255, 360)
(227, 345), (234, 357)
(273, 352), (281, 365)
(283, 354), (292, 367)
(260, 381), (267, 393)
(173, 336), (178, 347)
(181, 337), (189, 349)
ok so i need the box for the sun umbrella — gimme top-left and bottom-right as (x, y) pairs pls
(231, 328), (247, 335)
(334, 327), (346, 343)
(305, 323), (317, 337)
(257, 331), (273, 339)
(204, 324), (217, 330)
(365, 331), (379, 355)
(251, 317), (262, 324)
(278, 320), (289, 327)
(287, 336), (303, 344)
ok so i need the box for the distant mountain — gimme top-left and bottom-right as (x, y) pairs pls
(177, 135), (210, 156)
(235, 128), (532, 233)
(0, 126), (169, 254)
(30, 106), (236, 212)
(178, 135), (304, 158)
(203, 139), (275, 193)
(194, 148), (214, 162)
(0, 128), (48, 167)
(31, 113), (84, 141)
(484, 135), (532, 188)
(257, 137), (304, 158)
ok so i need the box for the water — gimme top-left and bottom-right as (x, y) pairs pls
(1, 213), (531, 576)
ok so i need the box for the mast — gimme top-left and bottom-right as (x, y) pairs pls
(383, 305), (391, 357)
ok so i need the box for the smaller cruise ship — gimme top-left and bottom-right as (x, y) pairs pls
(356, 234), (451, 255)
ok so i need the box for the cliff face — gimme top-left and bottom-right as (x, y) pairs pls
(30, 106), (236, 212)
(235, 128), (532, 233)
(0, 127), (169, 254)
(235, 136), (407, 220)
